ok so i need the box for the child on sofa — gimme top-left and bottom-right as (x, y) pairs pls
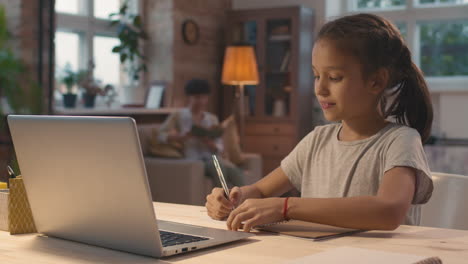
(157, 79), (245, 187)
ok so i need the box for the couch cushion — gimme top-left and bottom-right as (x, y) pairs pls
(137, 124), (160, 156)
(148, 129), (184, 158)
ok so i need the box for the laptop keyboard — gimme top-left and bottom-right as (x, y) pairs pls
(159, 230), (209, 247)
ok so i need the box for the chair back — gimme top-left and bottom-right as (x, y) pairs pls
(420, 172), (468, 230)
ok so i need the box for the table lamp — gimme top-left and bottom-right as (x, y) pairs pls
(221, 45), (259, 142)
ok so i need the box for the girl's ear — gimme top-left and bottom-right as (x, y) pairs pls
(369, 68), (389, 95)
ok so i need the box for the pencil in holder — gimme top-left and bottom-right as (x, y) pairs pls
(7, 176), (37, 234)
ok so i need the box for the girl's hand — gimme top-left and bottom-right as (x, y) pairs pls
(226, 197), (284, 232)
(205, 187), (243, 220)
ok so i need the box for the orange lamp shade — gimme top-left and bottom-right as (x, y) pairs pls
(221, 45), (259, 85)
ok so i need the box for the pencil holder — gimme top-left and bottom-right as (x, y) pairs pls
(8, 176), (36, 234)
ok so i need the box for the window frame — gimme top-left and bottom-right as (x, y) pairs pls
(55, 0), (139, 81)
(336, 0), (468, 92)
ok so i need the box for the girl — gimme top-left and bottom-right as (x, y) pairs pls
(205, 13), (434, 232)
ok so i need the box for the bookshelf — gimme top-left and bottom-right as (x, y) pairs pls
(223, 6), (315, 175)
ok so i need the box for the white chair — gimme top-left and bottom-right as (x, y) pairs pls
(420, 172), (468, 230)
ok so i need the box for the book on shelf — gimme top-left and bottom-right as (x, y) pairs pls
(190, 125), (223, 139)
(271, 25), (290, 35)
(280, 50), (291, 72)
(269, 34), (291, 41)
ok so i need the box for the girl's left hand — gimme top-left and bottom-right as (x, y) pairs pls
(226, 198), (284, 232)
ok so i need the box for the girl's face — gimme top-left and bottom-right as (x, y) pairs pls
(188, 94), (210, 112)
(312, 39), (381, 122)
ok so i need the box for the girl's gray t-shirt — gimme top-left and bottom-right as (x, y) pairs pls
(281, 122), (433, 225)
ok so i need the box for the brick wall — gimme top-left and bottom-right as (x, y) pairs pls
(0, 0), (21, 54)
(0, 0), (53, 92)
(23, 0), (54, 109)
(144, 0), (231, 113)
(144, 0), (174, 105)
(0, 0), (52, 180)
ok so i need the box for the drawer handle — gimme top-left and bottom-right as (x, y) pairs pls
(273, 127), (280, 133)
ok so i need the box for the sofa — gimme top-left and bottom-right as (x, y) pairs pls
(137, 124), (262, 205)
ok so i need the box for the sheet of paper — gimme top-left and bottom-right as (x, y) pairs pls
(286, 246), (438, 264)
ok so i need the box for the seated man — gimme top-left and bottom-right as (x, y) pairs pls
(157, 79), (245, 187)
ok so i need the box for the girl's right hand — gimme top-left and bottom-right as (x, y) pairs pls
(206, 187), (242, 220)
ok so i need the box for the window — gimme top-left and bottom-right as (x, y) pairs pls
(356, 0), (406, 9)
(55, 0), (80, 15)
(55, 0), (137, 102)
(417, 0), (468, 6)
(344, 0), (468, 91)
(55, 31), (80, 72)
(94, 0), (121, 19)
(419, 21), (468, 76)
(93, 36), (121, 86)
(396, 22), (407, 39)
(55, 31), (80, 96)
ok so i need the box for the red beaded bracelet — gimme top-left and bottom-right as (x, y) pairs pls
(283, 197), (290, 221)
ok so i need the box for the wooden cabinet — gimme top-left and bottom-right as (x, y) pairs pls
(223, 6), (315, 175)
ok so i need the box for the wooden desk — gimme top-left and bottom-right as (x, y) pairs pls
(0, 202), (467, 263)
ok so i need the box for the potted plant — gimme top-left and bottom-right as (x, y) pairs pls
(109, 0), (148, 104)
(76, 69), (106, 108)
(58, 63), (78, 108)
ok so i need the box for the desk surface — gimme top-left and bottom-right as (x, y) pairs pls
(0, 202), (467, 263)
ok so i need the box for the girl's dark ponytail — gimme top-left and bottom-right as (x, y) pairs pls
(382, 49), (433, 143)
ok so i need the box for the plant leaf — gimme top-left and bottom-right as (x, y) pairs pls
(119, 2), (128, 15)
(133, 16), (141, 27)
(120, 53), (127, 63)
(111, 46), (121, 53)
(109, 20), (119, 27)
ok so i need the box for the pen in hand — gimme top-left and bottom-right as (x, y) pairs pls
(212, 155), (234, 209)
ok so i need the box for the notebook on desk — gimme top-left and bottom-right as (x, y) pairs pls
(8, 115), (253, 258)
(256, 220), (365, 241)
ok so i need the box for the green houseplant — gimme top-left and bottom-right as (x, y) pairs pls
(58, 63), (78, 108)
(109, 1), (147, 105)
(109, 1), (148, 82)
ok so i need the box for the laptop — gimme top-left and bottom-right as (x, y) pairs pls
(8, 115), (253, 258)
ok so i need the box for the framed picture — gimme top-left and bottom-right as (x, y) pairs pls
(145, 81), (166, 109)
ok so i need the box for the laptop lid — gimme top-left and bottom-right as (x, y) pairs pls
(8, 115), (164, 257)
